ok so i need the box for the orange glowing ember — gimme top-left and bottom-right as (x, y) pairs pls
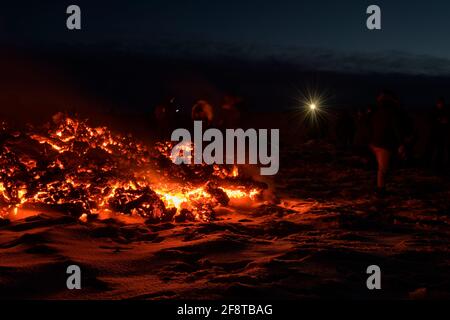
(0, 114), (267, 222)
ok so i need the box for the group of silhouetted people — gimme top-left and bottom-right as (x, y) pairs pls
(152, 95), (243, 139)
(151, 90), (450, 197)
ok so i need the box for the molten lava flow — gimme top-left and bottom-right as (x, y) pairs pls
(220, 187), (260, 200)
(0, 114), (267, 222)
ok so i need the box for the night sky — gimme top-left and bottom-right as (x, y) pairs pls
(1, 0), (450, 116)
(1, 1), (450, 75)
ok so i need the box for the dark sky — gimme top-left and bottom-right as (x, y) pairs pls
(1, 0), (450, 113)
(1, 0), (450, 74)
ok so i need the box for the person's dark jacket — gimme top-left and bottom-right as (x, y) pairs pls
(369, 100), (408, 151)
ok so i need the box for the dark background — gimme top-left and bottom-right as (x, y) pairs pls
(0, 0), (450, 120)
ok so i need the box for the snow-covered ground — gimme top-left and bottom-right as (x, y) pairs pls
(0, 143), (449, 299)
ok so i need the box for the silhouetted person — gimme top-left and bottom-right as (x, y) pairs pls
(368, 91), (408, 196)
(430, 97), (450, 171)
(218, 95), (242, 129)
(192, 100), (214, 127)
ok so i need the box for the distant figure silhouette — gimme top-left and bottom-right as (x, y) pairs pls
(430, 97), (450, 171)
(218, 95), (242, 129)
(368, 91), (408, 197)
(192, 100), (214, 127)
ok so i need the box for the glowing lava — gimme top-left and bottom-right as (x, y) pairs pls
(0, 115), (266, 222)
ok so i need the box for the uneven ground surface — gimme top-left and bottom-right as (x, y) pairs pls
(0, 143), (449, 300)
